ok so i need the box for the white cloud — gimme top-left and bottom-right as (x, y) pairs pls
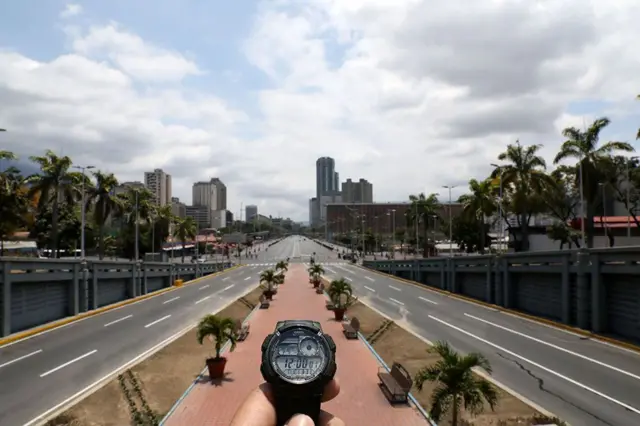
(2, 1), (640, 221)
(60, 4), (83, 19)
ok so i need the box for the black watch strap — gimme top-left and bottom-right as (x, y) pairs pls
(274, 391), (323, 426)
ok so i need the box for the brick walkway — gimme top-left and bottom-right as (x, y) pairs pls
(163, 264), (428, 426)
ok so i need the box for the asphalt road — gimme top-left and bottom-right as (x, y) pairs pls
(301, 238), (640, 426)
(0, 245), (292, 426)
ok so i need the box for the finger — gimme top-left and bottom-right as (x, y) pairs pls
(229, 384), (276, 426)
(321, 378), (340, 402)
(319, 410), (345, 426)
(286, 414), (315, 426)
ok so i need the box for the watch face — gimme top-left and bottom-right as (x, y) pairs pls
(268, 327), (329, 384)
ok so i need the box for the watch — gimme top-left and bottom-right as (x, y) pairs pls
(260, 320), (337, 426)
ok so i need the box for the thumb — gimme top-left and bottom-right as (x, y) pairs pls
(286, 414), (315, 426)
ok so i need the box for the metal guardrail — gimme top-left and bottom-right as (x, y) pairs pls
(363, 247), (640, 345)
(0, 257), (234, 337)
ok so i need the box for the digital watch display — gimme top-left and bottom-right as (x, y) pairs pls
(260, 320), (337, 426)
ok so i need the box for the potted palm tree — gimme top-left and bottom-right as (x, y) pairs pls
(327, 278), (357, 321)
(275, 260), (289, 274)
(308, 264), (324, 288)
(196, 314), (237, 380)
(260, 269), (277, 300)
(414, 341), (498, 425)
(274, 271), (285, 289)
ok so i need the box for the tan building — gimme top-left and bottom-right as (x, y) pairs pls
(171, 197), (186, 219)
(144, 169), (172, 206)
(341, 178), (373, 203)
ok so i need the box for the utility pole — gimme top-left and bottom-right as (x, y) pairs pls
(414, 200), (419, 257)
(491, 164), (506, 252)
(443, 185), (456, 256)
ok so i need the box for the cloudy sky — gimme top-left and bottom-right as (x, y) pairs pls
(1, 0), (639, 221)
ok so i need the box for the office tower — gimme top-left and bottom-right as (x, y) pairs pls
(316, 157), (340, 197)
(144, 169), (171, 206)
(341, 178), (373, 203)
(246, 205), (258, 222)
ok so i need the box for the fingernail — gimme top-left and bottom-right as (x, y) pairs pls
(285, 414), (315, 426)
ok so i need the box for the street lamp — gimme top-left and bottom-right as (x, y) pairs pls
(626, 156), (639, 239)
(73, 165), (95, 259)
(491, 163), (506, 252)
(442, 185), (456, 256)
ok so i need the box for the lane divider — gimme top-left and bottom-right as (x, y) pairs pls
(0, 264), (245, 348)
(356, 264), (640, 355)
(104, 315), (133, 328)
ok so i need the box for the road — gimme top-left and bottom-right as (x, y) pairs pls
(3, 236), (639, 426)
(303, 238), (640, 426)
(0, 253), (283, 426)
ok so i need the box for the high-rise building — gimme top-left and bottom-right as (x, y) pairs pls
(171, 197), (186, 218)
(185, 205), (210, 230)
(316, 157), (339, 197)
(246, 205), (258, 222)
(210, 178), (227, 210)
(309, 197), (319, 226)
(144, 169), (172, 206)
(341, 178), (373, 203)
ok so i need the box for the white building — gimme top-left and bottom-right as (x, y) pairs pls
(144, 169), (172, 206)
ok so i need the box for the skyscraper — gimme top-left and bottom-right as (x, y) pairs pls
(144, 169), (171, 206)
(341, 178), (373, 203)
(246, 205), (258, 222)
(316, 157), (339, 197)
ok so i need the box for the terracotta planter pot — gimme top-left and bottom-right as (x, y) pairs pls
(313, 281), (320, 288)
(333, 308), (346, 321)
(263, 290), (274, 300)
(206, 357), (227, 379)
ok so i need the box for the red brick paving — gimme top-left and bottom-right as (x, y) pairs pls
(163, 264), (429, 426)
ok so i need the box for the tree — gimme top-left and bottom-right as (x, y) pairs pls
(414, 341), (498, 425)
(0, 151), (29, 255)
(458, 179), (496, 254)
(554, 117), (634, 248)
(26, 150), (78, 256)
(260, 269), (278, 293)
(196, 315), (237, 361)
(450, 215), (490, 253)
(86, 171), (121, 259)
(407, 193), (440, 256)
(494, 141), (553, 251)
(173, 216), (197, 262)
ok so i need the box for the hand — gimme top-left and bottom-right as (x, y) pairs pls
(230, 379), (345, 426)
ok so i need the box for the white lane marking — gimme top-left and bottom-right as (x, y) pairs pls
(40, 350), (98, 378)
(364, 286), (376, 292)
(163, 296), (180, 305)
(222, 277), (230, 281)
(251, 265), (257, 269)
(419, 296), (438, 305)
(199, 284), (210, 291)
(0, 349), (43, 369)
(429, 315), (640, 415)
(325, 267), (337, 274)
(144, 315), (171, 328)
(244, 276), (251, 281)
(344, 277), (353, 282)
(223, 284), (235, 291)
(465, 313), (640, 381)
(364, 276), (375, 282)
(195, 296), (211, 305)
(104, 315), (133, 327)
(389, 297), (405, 306)
(389, 285), (401, 291)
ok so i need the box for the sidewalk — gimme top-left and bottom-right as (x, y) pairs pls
(162, 264), (428, 426)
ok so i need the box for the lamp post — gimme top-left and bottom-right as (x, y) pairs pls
(491, 163), (506, 252)
(391, 209), (396, 258)
(414, 201), (419, 257)
(626, 156), (639, 239)
(73, 165), (95, 259)
(361, 218), (366, 256)
(134, 190), (140, 262)
(442, 185), (456, 256)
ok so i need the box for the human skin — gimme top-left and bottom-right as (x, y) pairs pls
(229, 379), (345, 426)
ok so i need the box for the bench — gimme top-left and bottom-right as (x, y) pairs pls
(342, 317), (360, 339)
(316, 283), (325, 294)
(234, 319), (250, 341)
(259, 295), (270, 309)
(378, 363), (412, 403)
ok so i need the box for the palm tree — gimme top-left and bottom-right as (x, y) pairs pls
(307, 263), (324, 285)
(173, 216), (197, 262)
(327, 278), (356, 311)
(26, 150), (77, 257)
(151, 204), (174, 253)
(554, 118), (634, 248)
(494, 141), (554, 251)
(414, 341), (498, 425)
(260, 269), (278, 297)
(86, 171), (120, 259)
(196, 314), (237, 361)
(407, 193), (440, 256)
(458, 178), (496, 253)
(275, 260), (288, 272)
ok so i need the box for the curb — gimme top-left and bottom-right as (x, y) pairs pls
(357, 265), (640, 355)
(0, 264), (245, 348)
(25, 278), (258, 426)
(159, 301), (262, 425)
